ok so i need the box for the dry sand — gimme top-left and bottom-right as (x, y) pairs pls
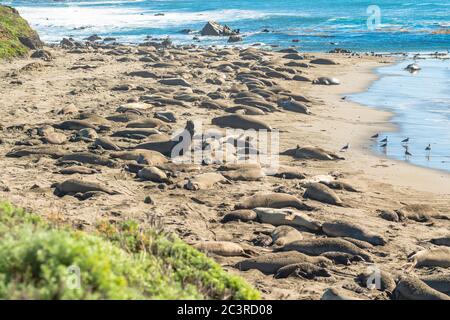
(0, 43), (449, 300)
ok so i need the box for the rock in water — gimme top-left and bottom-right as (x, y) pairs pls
(200, 21), (236, 36)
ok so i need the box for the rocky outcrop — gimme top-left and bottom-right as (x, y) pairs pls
(200, 21), (238, 36)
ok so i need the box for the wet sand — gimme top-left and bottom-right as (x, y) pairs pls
(0, 43), (449, 299)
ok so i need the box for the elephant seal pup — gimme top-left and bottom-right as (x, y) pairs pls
(225, 105), (266, 115)
(236, 193), (315, 211)
(320, 252), (364, 265)
(235, 251), (331, 274)
(54, 120), (98, 131)
(396, 204), (440, 222)
(320, 180), (359, 192)
(321, 288), (363, 300)
(254, 207), (321, 232)
(211, 114), (272, 131)
(185, 172), (228, 190)
(6, 146), (65, 159)
(420, 274), (450, 295)
(93, 137), (121, 151)
(271, 226), (304, 246)
(356, 269), (396, 292)
(59, 166), (99, 175)
(393, 275), (450, 300)
(111, 150), (167, 166)
(431, 236), (450, 247)
(277, 98), (310, 114)
(271, 166), (306, 180)
(53, 179), (118, 197)
(274, 262), (331, 279)
(312, 77), (340, 85)
(221, 209), (258, 223)
(281, 145), (343, 161)
(303, 182), (343, 206)
(138, 167), (169, 183)
(194, 241), (246, 257)
(58, 152), (117, 167)
(409, 247), (450, 268)
(221, 168), (264, 181)
(281, 238), (373, 262)
(322, 220), (386, 246)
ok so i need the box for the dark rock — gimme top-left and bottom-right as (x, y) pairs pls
(200, 21), (236, 36)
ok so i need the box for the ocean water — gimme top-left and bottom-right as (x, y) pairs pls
(350, 59), (450, 172)
(2, 0), (450, 52)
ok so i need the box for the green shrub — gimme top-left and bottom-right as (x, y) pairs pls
(0, 202), (260, 300)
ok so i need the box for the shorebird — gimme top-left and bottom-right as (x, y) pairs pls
(371, 133), (379, 139)
(380, 136), (388, 143)
(340, 143), (349, 152)
(401, 137), (410, 144)
(425, 144), (431, 151)
(404, 147), (412, 157)
(380, 142), (388, 148)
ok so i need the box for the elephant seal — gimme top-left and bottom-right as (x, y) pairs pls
(322, 220), (386, 246)
(6, 146), (64, 159)
(225, 106), (266, 115)
(53, 179), (117, 197)
(281, 145), (343, 160)
(126, 118), (169, 130)
(405, 63), (421, 72)
(235, 251), (331, 274)
(395, 204), (440, 222)
(194, 241), (246, 257)
(158, 78), (191, 87)
(211, 114), (272, 131)
(271, 226), (304, 246)
(321, 288), (363, 300)
(320, 180), (359, 192)
(409, 247), (450, 268)
(111, 128), (160, 139)
(356, 269), (396, 292)
(135, 120), (195, 157)
(393, 275), (450, 300)
(236, 193), (315, 211)
(138, 167), (169, 183)
(420, 274), (450, 295)
(271, 166), (306, 180)
(254, 207), (321, 232)
(221, 168), (264, 181)
(431, 236), (450, 247)
(58, 152), (116, 167)
(185, 172), (228, 190)
(310, 58), (338, 65)
(277, 98), (310, 114)
(221, 209), (258, 223)
(312, 77), (340, 85)
(320, 252), (364, 265)
(303, 182), (343, 206)
(93, 137), (121, 151)
(54, 120), (98, 131)
(281, 238), (373, 262)
(274, 262), (331, 279)
(111, 150), (167, 166)
(59, 166), (99, 175)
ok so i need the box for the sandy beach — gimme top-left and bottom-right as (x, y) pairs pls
(1, 41), (450, 300)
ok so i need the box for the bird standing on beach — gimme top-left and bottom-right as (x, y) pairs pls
(371, 133), (379, 139)
(404, 146), (412, 157)
(380, 136), (388, 143)
(340, 143), (349, 152)
(425, 144), (431, 151)
(401, 137), (410, 144)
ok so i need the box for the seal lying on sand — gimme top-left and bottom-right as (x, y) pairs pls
(185, 172), (228, 190)
(6, 146), (65, 159)
(134, 120), (195, 157)
(420, 274), (450, 295)
(235, 193), (315, 211)
(277, 98), (310, 114)
(312, 77), (340, 85)
(356, 269), (396, 292)
(393, 275), (450, 300)
(254, 207), (321, 232)
(194, 241), (247, 257)
(409, 247), (450, 268)
(211, 114), (272, 131)
(137, 167), (169, 183)
(281, 145), (344, 160)
(53, 179), (117, 197)
(322, 220), (386, 246)
(274, 262), (331, 279)
(303, 183), (343, 206)
(395, 204), (442, 222)
(321, 288), (364, 300)
(235, 251), (331, 274)
(58, 152), (116, 167)
(281, 238), (373, 262)
(221, 209), (257, 223)
(431, 236), (450, 247)
(271, 226), (304, 246)
(320, 252), (364, 265)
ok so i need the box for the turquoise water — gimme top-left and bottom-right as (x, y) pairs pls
(350, 58), (450, 172)
(2, 0), (450, 52)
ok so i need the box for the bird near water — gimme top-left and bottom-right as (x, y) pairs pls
(380, 136), (388, 143)
(425, 144), (431, 151)
(401, 137), (410, 144)
(340, 143), (349, 152)
(371, 133), (379, 139)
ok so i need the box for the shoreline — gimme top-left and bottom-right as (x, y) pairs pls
(1, 43), (449, 300)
